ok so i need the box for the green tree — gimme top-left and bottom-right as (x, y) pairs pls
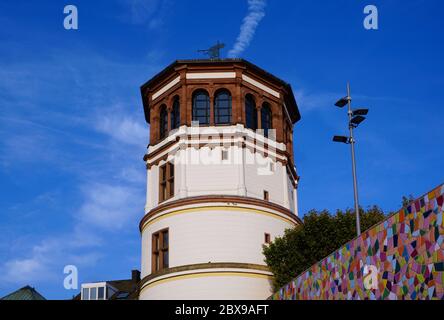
(401, 194), (415, 208)
(263, 206), (386, 290)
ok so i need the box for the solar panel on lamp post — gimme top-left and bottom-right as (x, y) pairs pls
(335, 97), (349, 108)
(352, 108), (369, 116)
(332, 83), (369, 236)
(332, 136), (349, 144)
(350, 115), (366, 126)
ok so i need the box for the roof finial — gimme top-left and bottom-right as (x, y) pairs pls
(198, 41), (225, 59)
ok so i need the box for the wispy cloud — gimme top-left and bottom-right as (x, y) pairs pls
(121, 0), (170, 29)
(294, 90), (339, 112)
(0, 237), (102, 286)
(78, 183), (143, 231)
(228, 0), (267, 58)
(0, 48), (150, 292)
(95, 107), (148, 146)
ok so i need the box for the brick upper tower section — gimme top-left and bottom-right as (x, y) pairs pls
(140, 59), (301, 166)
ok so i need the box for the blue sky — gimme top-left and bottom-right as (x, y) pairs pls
(0, 0), (442, 299)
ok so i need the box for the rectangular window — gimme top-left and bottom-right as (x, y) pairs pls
(98, 287), (105, 300)
(152, 233), (160, 272)
(264, 233), (271, 244)
(168, 163), (174, 198)
(90, 287), (97, 300)
(269, 162), (275, 172)
(264, 190), (269, 201)
(82, 288), (89, 300)
(152, 229), (169, 273)
(221, 150), (228, 160)
(193, 94), (210, 125)
(159, 163), (174, 202)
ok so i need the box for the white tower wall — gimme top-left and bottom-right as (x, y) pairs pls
(139, 125), (299, 300)
(138, 59), (301, 300)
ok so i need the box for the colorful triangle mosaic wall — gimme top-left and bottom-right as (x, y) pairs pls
(271, 184), (444, 300)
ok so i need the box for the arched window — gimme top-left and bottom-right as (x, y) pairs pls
(192, 90), (210, 125)
(214, 89), (232, 125)
(245, 94), (257, 130)
(171, 97), (180, 130)
(159, 105), (168, 139)
(261, 103), (272, 138)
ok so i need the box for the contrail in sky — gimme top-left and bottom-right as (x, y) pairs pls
(228, 0), (267, 58)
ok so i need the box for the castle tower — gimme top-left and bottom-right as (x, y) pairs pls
(138, 59), (302, 300)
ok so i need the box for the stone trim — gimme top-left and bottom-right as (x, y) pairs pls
(139, 195), (302, 232)
(139, 262), (270, 290)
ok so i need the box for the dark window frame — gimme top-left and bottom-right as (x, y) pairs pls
(214, 90), (232, 125)
(261, 103), (272, 138)
(192, 90), (210, 126)
(152, 228), (169, 273)
(245, 94), (257, 130)
(264, 233), (271, 244)
(159, 105), (168, 139)
(221, 149), (229, 160)
(159, 162), (174, 203)
(171, 97), (180, 130)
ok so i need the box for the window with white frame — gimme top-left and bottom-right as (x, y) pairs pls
(81, 283), (111, 300)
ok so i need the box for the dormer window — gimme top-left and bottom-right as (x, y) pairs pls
(81, 283), (115, 300)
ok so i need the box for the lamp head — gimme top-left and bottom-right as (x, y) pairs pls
(350, 115), (366, 126)
(335, 96), (350, 108)
(333, 135), (349, 144)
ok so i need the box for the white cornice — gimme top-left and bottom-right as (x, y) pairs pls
(186, 72), (236, 80)
(242, 74), (280, 98)
(152, 76), (181, 101)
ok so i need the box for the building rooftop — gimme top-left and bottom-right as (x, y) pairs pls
(1, 285), (46, 300)
(141, 58), (294, 91)
(73, 270), (140, 300)
(140, 58), (301, 124)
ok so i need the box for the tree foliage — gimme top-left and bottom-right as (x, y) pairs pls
(263, 206), (387, 290)
(401, 194), (415, 208)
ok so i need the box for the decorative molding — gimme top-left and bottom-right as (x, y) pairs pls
(152, 76), (181, 101)
(186, 72), (236, 80)
(242, 74), (280, 98)
(139, 195), (302, 232)
(139, 262), (271, 290)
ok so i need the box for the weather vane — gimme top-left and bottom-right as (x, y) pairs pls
(198, 41), (225, 59)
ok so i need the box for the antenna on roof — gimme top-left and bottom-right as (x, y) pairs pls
(198, 41), (225, 59)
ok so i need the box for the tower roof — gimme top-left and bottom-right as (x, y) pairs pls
(140, 59), (301, 124)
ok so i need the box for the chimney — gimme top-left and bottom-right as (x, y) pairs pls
(131, 269), (141, 282)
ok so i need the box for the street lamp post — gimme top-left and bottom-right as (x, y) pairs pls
(333, 83), (369, 236)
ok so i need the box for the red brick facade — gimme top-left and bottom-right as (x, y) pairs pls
(140, 59), (301, 165)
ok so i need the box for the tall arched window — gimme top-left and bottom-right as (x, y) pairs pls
(245, 94), (257, 130)
(192, 90), (210, 125)
(159, 105), (168, 139)
(261, 103), (272, 138)
(171, 96), (180, 130)
(214, 89), (232, 125)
